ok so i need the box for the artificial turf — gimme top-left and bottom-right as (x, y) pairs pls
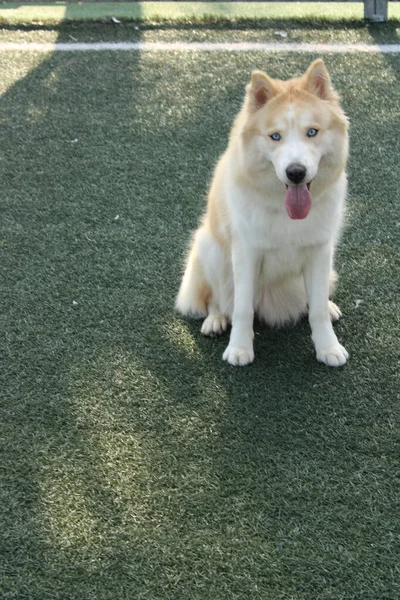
(1, 22), (400, 600)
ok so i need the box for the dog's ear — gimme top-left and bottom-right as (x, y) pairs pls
(303, 59), (339, 102)
(246, 71), (277, 112)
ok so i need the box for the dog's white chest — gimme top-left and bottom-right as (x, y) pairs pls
(232, 182), (343, 252)
(258, 245), (307, 283)
(241, 204), (330, 250)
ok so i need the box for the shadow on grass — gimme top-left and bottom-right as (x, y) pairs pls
(369, 20), (400, 81)
(1, 25), (400, 600)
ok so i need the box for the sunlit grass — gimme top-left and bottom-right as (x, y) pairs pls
(38, 349), (226, 576)
(0, 52), (51, 95)
(1, 1), (400, 25)
(163, 318), (200, 355)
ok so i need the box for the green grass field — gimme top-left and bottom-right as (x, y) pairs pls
(1, 13), (400, 600)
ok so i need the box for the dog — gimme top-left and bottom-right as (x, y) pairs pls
(176, 59), (349, 367)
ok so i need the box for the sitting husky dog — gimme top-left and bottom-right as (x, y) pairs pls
(176, 59), (349, 367)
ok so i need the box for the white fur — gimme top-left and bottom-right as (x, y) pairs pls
(176, 60), (349, 367)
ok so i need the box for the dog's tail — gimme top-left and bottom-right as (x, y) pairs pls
(175, 236), (210, 318)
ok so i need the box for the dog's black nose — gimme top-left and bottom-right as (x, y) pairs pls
(286, 163), (307, 184)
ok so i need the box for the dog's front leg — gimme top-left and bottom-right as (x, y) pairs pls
(304, 244), (349, 367)
(223, 239), (257, 366)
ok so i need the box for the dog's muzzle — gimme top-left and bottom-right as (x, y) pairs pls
(286, 163), (307, 185)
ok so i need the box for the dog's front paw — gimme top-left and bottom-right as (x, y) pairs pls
(316, 343), (349, 367)
(223, 344), (254, 366)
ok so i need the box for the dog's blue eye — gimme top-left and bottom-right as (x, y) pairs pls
(307, 128), (318, 137)
(270, 133), (281, 141)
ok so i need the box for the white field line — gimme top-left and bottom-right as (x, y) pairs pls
(0, 41), (400, 53)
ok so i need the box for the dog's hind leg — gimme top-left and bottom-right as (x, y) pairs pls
(176, 226), (232, 336)
(328, 270), (342, 322)
(328, 300), (342, 322)
(197, 227), (232, 336)
(201, 303), (228, 337)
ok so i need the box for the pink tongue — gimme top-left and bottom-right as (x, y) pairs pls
(284, 183), (312, 220)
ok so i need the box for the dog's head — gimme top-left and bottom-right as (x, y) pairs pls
(241, 60), (349, 219)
